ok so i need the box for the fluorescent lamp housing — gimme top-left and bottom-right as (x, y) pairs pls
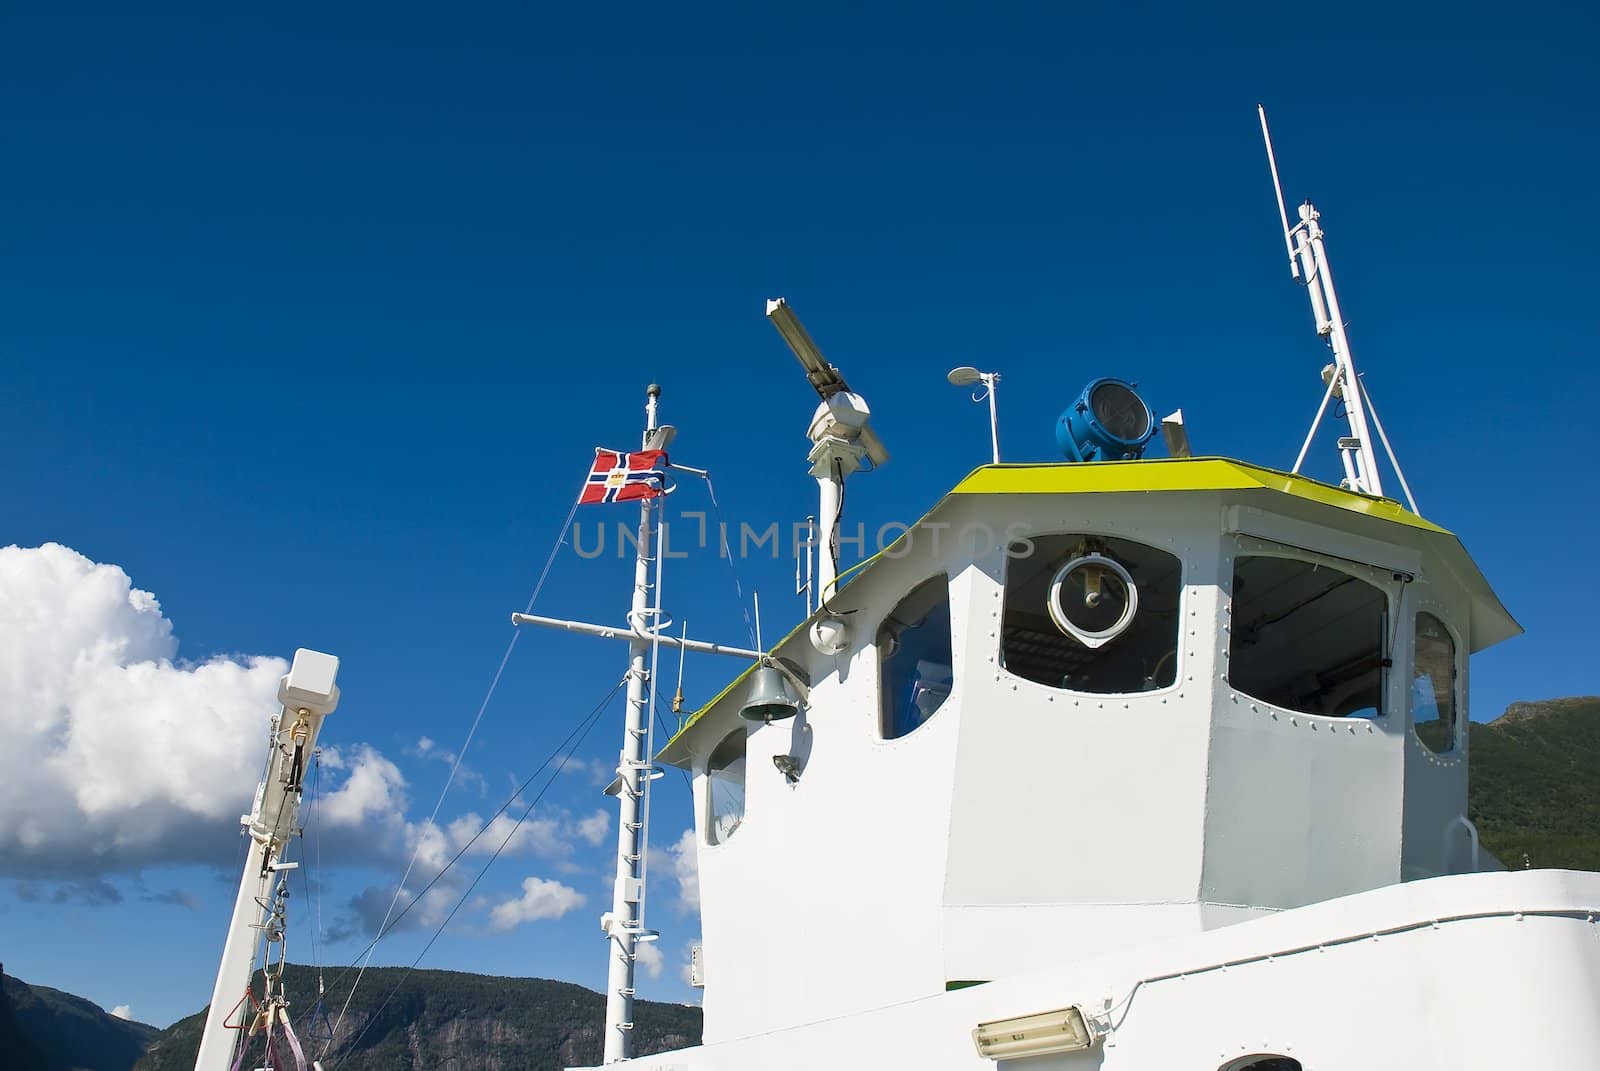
(972, 1005), (1101, 1060)
(947, 365), (982, 386)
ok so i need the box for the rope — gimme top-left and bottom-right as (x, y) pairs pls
(324, 482), (587, 1051)
(700, 473), (759, 647)
(325, 676), (626, 1068)
(279, 1011), (308, 1071)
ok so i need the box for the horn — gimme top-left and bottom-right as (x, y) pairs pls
(739, 665), (800, 722)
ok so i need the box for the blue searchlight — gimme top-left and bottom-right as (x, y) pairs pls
(1056, 378), (1157, 462)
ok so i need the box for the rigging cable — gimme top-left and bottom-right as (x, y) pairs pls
(697, 471), (760, 648)
(325, 674), (627, 1068)
(324, 481), (588, 1051)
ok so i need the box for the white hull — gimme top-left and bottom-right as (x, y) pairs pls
(593, 870), (1600, 1069)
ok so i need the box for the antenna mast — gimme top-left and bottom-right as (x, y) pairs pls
(1258, 105), (1416, 510)
(194, 650), (340, 1071)
(765, 299), (889, 598)
(600, 384), (671, 1063)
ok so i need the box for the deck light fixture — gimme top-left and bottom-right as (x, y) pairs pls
(972, 1004), (1102, 1060)
(947, 366), (1002, 464)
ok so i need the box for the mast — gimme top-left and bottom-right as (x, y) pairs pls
(765, 299), (889, 601)
(1259, 105), (1413, 506)
(195, 649), (340, 1071)
(602, 384), (664, 1063)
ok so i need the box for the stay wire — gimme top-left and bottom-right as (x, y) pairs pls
(325, 483), (587, 1050)
(317, 673), (627, 1057)
(294, 752), (323, 983)
(326, 675), (625, 1068)
(699, 472), (759, 648)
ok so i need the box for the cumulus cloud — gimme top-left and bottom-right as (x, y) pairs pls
(669, 829), (699, 913)
(577, 810), (610, 845)
(15, 878), (123, 906)
(144, 888), (203, 910)
(319, 745), (407, 829)
(487, 877), (585, 931)
(0, 543), (405, 883)
(634, 939), (664, 980)
(109, 1005), (132, 1020)
(407, 737), (486, 795)
(327, 802), (606, 940)
(555, 754), (617, 788)
(326, 881), (458, 943)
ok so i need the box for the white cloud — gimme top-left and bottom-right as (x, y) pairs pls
(488, 876), (585, 931)
(670, 829), (699, 913)
(645, 829), (699, 916)
(109, 1005), (132, 1020)
(0, 543), (407, 884)
(555, 754), (616, 787)
(577, 810), (610, 845)
(634, 939), (664, 979)
(0, 544), (286, 876)
(406, 736), (485, 795)
(319, 745), (407, 829)
(446, 811), (568, 859)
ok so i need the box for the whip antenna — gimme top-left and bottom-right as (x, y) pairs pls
(1258, 104), (1300, 279)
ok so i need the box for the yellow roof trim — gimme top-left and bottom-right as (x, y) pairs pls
(951, 458), (1448, 534)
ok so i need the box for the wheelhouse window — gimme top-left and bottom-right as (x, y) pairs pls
(879, 575), (953, 739)
(1001, 535), (1181, 693)
(1412, 612), (1458, 753)
(1230, 555), (1387, 717)
(706, 729), (746, 845)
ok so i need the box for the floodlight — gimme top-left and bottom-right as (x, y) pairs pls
(1055, 378), (1157, 462)
(972, 1004), (1101, 1060)
(947, 366), (982, 386)
(772, 753), (802, 783)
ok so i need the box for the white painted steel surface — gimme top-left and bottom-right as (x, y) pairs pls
(194, 650), (339, 1071)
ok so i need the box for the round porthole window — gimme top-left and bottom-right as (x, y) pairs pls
(1219, 1056), (1301, 1071)
(1046, 553), (1138, 649)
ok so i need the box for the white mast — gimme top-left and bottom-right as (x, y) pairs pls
(601, 384), (670, 1063)
(195, 649), (340, 1071)
(1259, 105), (1414, 508)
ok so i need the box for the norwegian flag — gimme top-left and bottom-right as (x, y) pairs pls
(580, 448), (669, 504)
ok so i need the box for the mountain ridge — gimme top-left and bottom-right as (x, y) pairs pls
(2, 970), (160, 1071)
(1468, 695), (1600, 871)
(132, 963), (700, 1071)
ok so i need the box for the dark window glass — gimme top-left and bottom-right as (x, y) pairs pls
(878, 575), (953, 739)
(1412, 612), (1458, 753)
(706, 730), (746, 845)
(1230, 555), (1387, 717)
(1001, 535), (1181, 693)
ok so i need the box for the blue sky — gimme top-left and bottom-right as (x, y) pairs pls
(3, 1), (1596, 1030)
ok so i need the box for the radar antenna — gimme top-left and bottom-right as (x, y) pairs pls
(765, 299), (889, 599)
(1258, 105), (1418, 513)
